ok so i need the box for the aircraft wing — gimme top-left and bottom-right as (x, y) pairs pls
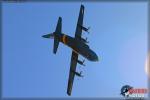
(75, 5), (84, 39)
(67, 4), (85, 96)
(67, 51), (78, 96)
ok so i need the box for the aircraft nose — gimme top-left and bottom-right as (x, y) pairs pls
(90, 51), (99, 62)
(95, 55), (99, 61)
(93, 54), (99, 62)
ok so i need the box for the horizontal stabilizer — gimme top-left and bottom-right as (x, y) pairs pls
(53, 37), (59, 54)
(53, 17), (62, 54)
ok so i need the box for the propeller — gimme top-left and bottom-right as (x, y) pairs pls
(85, 37), (89, 43)
(87, 27), (90, 34)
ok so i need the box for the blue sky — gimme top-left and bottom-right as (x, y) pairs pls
(2, 2), (148, 98)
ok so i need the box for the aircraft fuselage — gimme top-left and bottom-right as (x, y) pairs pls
(54, 32), (98, 61)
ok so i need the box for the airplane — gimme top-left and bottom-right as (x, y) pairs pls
(42, 5), (99, 96)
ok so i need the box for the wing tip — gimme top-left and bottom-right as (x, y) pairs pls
(67, 84), (72, 96)
(67, 90), (71, 96)
(58, 16), (62, 21)
(81, 4), (84, 9)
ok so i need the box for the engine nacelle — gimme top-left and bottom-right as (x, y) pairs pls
(81, 37), (89, 43)
(72, 71), (83, 77)
(77, 59), (85, 66)
(78, 24), (90, 33)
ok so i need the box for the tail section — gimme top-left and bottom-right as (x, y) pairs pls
(53, 17), (62, 54)
(42, 33), (54, 38)
(55, 17), (62, 33)
(53, 36), (59, 54)
(42, 17), (62, 54)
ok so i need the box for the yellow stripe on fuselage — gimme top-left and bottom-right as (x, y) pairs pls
(62, 35), (67, 44)
(73, 50), (79, 54)
(62, 35), (79, 54)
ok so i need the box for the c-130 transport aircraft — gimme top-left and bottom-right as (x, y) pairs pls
(42, 5), (99, 96)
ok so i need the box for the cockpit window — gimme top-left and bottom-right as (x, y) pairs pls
(84, 44), (89, 48)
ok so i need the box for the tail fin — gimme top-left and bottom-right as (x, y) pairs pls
(42, 33), (54, 38)
(53, 17), (62, 54)
(42, 17), (62, 54)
